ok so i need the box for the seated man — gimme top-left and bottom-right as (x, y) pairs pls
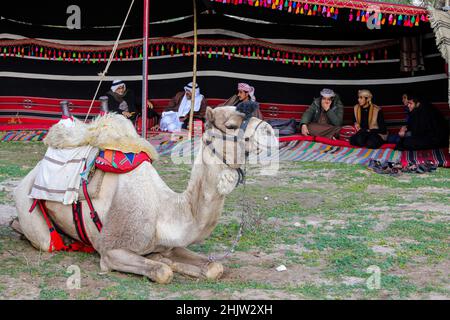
(387, 93), (412, 144)
(396, 95), (449, 150)
(220, 83), (263, 119)
(160, 82), (207, 132)
(350, 90), (388, 149)
(300, 88), (344, 139)
(106, 80), (137, 120)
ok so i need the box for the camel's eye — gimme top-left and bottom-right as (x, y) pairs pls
(225, 124), (238, 130)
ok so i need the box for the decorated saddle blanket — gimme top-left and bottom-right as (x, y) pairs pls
(95, 149), (152, 174)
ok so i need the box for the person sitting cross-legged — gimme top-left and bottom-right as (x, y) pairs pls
(106, 80), (137, 120)
(159, 82), (207, 132)
(299, 88), (344, 139)
(395, 95), (449, 151)
(349, 89), (388, 149)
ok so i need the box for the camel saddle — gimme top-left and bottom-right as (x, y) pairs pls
(95, 149), (152, 174)
(79, 149), (152, 200)
(30, 149), (153, 253)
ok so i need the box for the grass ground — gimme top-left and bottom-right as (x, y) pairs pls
(0, 141), (448, 300)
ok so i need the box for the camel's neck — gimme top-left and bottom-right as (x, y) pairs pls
(184, 144), (229, 237)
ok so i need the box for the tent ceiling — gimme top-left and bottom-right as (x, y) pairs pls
(1, 0), (431, 35)
(0, 0), (209, 26)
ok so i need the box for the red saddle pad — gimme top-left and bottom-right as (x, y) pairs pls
(95, 150), (152, 174)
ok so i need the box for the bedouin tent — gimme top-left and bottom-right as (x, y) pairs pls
(0, 0), (449, 135)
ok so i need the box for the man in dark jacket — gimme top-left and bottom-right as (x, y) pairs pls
(219, 83), (263, 119)
(105, 80), (137, 119)
(300, 88), (344, 139)
(105, 80), (160, 130)
(396, 96), (449, 150)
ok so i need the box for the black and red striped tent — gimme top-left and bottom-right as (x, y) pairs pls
(0, 0), (448, 131)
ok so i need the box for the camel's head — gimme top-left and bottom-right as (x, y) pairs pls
(203, 106), (278, 170)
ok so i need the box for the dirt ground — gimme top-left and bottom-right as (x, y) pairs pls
(0, 142), (449, 300)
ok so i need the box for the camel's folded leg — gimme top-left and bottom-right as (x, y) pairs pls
(160, 247), (224, 280)
(100, 249), (173, 284)
(13, 164), (52, 252)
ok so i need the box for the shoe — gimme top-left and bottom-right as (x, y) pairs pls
(424, 160), (438, 172)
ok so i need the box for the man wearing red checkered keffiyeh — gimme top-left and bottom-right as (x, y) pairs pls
(219, 82), (263, 119)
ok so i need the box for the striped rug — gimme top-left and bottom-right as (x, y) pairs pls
(400, 148), (450, 168)
(1, 130), (48, 142)
(278, 141), (401, 165)
(162, 138), (401, 165)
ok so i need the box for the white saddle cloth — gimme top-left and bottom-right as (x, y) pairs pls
(29, 145), (98, 205)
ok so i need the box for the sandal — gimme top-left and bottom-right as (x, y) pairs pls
(368, 159), (382, 170)
(425, 160), (438, 172)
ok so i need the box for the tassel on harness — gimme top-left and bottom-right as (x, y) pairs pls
(29, 180), (103, 253)
(29, 199), (94, 253)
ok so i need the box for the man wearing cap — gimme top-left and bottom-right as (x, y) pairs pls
(219, 83), (263, 119)
(160, 82), (207, 131)
(300, 89), (344, 139)
(106, 80), (137, 119)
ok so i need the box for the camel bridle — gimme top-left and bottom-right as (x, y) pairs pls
(203, 117), (265, 186)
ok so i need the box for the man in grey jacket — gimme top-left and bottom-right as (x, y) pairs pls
(300, 88), (344, 139)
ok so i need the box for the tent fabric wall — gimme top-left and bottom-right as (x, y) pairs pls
(0, 2), (448, 107)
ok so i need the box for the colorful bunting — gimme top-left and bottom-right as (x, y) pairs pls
(212, 0), (428, 28)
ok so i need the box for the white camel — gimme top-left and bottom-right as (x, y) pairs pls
(12, 106), (277, 284)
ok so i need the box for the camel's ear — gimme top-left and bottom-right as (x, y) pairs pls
(205, 107), (215, 124)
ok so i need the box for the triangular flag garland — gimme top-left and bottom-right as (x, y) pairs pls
(0, 38), (395, 69)
(212, 0), (429, 28)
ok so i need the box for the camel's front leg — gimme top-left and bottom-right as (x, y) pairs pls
(147, 253), (205, 279)
(100, 249), (173, 284)
(158, 247), (224, 280)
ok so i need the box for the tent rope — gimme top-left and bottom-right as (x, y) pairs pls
(84, 0), (135, 122)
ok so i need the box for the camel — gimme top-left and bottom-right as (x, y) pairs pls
(12, 106), (278, 284)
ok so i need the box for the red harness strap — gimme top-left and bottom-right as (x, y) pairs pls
(82, 180), (103, 232)
(29, 199), (95, 253)
(72, 201), (91, 246)
(32, 199), (67, 253)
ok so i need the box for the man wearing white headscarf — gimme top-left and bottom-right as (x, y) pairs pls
(160, 82), (207, 132)
(219, 82), (263, 119)
(106, 80), (136, 119)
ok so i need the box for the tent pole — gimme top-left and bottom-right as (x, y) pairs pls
(187, 0), (198, 140)
(141, 0), (149, 138)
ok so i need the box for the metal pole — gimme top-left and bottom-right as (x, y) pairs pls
(60, 101), (71, 118)
(99, 96), (109, 115)
(141, 0), (150, 138)
(187, 0), (198, 140)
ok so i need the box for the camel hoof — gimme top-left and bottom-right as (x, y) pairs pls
(154, 264), (173, 284)
(204, 262), (224, 280)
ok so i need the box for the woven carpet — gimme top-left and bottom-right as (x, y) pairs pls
(278, 140), (401, 165)
(1, 130), (48, 142)
(400, 148), (450, 168)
